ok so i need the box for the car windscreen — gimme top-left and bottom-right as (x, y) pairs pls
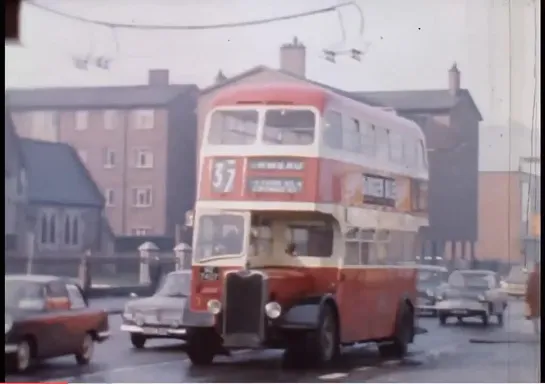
(155, 274), (191, 298)
(417, 269), (446, 287)
(448, 272), (495, 289)
(5, 280), (45, 309)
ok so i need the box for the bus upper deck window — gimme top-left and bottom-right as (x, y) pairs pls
(207, 109), (258, 145)
(262, 109), (316, 145)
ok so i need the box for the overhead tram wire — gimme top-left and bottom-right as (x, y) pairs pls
(24, 0), (362, 31)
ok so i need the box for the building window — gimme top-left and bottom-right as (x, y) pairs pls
(132, 187), (153, 207)
(102, 148), (116, 168)
(343, 118), (361, 152)
(134, 110), (155, 130)
(104, 110), (119, 130)
(31, 111), (60, 142)
(75, 111), (89, 131)
(40, 211), (57, 245)
(63, 213), (81, 246)
(134, 148), (154, 169)
(105, 189), (115, 207)
(131, 227), (151, 236)
(77, 150), (88, 164)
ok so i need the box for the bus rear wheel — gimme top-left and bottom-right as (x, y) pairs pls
(379, 305), (412, 359)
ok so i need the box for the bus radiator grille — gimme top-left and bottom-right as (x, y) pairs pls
(224, 272), (264, 334)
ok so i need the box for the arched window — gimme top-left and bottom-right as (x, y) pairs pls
(48, 215), (56, 243)
(64, 216), (71, 245)
(71, 217), (79, 245)
(40, 214), (48, 244)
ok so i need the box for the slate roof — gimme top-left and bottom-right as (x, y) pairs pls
(202, 65), (384, 107)
(350, 89), (482, 121)
(6, 84), (197, 110)
(19, 139), (104, 207)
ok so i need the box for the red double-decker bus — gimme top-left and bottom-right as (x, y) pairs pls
(187, 83), (429, 367)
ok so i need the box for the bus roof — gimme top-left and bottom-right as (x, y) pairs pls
(211, 83), (327, 110)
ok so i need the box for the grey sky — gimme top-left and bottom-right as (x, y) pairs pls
(5, 0), (540, 171)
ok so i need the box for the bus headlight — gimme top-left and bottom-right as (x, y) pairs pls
(265, 302), (282, 319)
(207, 299), (222, 315)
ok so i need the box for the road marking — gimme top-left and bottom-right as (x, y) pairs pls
(49, 349), (252, 382)
(355, 366), (372, 372)
(382, 359), (401, 367)
(318, 372), (349, 380)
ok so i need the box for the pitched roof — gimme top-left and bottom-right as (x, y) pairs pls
(5, 105), (25, 171)
(6, 84), (197, 110)
(20, 139), (104, 207)
(350, 89), (482, 121)
(201, 65), (384, 107)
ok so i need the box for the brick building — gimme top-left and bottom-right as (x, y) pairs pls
(476, 167), (541, 269)
(199, 37), (482, 265)
(6, 71), (199, 241)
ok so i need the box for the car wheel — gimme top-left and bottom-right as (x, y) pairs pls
(130, 333), (147, 349)
(75, 333), (95, 365)
(378, 304), (412, 359)
(14, 339), (32, 372)
(439, 314), (448, 325)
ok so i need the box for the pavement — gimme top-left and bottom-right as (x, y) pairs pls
(6, 298), (540, 383)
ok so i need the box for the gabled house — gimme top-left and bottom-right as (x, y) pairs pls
(5, 107), (27, 250)
(18, 138), (105, 262)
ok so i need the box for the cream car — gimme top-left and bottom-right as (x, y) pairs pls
(436, 270), (508, 326)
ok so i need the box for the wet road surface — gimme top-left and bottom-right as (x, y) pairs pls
(6, 299), (539, 383)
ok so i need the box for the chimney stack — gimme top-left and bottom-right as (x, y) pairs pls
(148, 69), (170, 85)
(215, 70), (227, 84)
(279, 36), (306, 78)
(448, 63), (460, 95)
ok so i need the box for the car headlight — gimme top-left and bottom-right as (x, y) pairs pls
(5, 315), (13, 334)
(478, 294), (486, 301)
(265, 302), (282, 319)
(426, 289), (434, 297)
(436, 293), (444, 300)
(207, 299), (222, 315)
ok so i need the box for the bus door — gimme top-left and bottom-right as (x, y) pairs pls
(336, 235), (372, 343)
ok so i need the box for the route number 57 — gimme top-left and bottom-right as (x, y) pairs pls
(211, 159), (237, 193)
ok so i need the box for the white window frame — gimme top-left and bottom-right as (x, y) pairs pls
(134, 110), (155, 130)
(105, 188), (115, 207)
(103, 148), (116, 168)
(104, 110), (119, 130)
(131, 227), (152, 236)
(31, 111), (60, 141)
(132, 186), (153, 207)
(75, 111), (89, 131)
(134, 148), (154, 169)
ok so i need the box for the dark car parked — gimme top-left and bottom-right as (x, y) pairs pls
(121, 270), (213, 349)
(5, 275), (110, 372)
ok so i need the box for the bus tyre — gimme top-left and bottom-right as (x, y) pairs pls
(307, 304), (340, 366)
(186, 329), (217, 366)
(379, 305), (412, 359)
